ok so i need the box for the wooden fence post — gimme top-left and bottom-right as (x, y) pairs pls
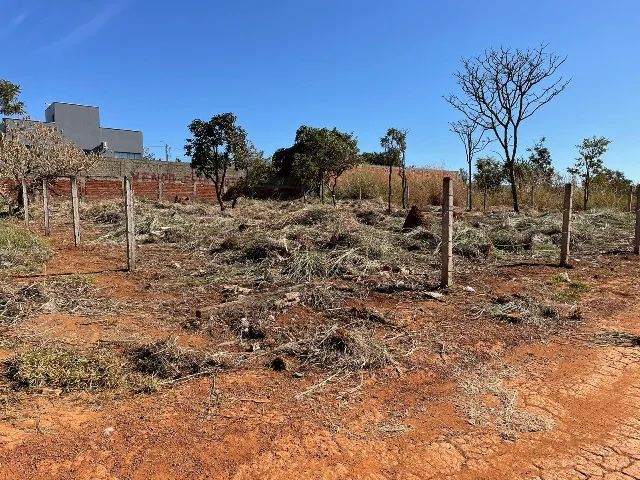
(628, 186), (634, 213)
(71, 176), (81, 246)
(635, 185), (640, 255)
(560, 183), (573, 267)
(124, 176), (136, 271)
(42, 178), (50, 236)
(192, 174), (197, 200)
(441, 177), (454, 288)
(21, 178), (29, 226)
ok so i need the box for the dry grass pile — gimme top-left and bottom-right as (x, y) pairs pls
(0, 275), (116, 324)
(0, 221), (50, 272)
(128, 338), (229, 380)
(276, 322), (396, 372)
(483, 294), (562, 327)
(5, 346), (125, 392)
(0, 282), (44, 325)
(572, 208), (635, 253)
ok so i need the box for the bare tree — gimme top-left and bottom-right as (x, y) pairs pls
(450, 119), (490, 211)
(446, 45), (569, 212)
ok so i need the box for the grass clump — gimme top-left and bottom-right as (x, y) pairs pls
(129, 338), (227, 380)
(5, 347), (124, 392)
(0, 222), (50, 272)
(486, 294), (561, 326)
(277, 323), (395, 372)
(547, 273), (591, 302)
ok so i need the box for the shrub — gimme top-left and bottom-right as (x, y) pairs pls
(6, 347), (124, 392)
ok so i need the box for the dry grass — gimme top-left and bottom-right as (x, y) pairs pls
(5, 346), (125, 392)
(458, 362), (555, 439)
(0, 221), (50, 273)
(128, 338), (229, 380)
(276, 322), (396, 372)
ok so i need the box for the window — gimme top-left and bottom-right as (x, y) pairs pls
(114, 152), (142, 160)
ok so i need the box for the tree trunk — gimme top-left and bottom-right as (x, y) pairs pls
(467, 159), (472, 211)
(400, 151), (407, 209)
(507, 160), (520, 213)
(584, 177), (589, 210)
(531, 184), (535, 210)
(483, 186), (487, 213)
(387, 164), (392, 212)
(214, 183), (225, 211)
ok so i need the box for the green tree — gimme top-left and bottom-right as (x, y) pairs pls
(0, 79), (25, 117)
(568, 136), (611, 210)
(230, 141), (272, 206)
(446, 45), (569, 213)
(185, 113), (248, 211)
(521, 137), (555, 209)
(360, 151), (389, 166)
(380, 128), (405, 212)
(474, 157), (505, 212)
(292, 126), (359, 205)
(591, 167), (631, 207)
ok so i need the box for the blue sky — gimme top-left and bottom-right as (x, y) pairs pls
(2, 0), (639, 179)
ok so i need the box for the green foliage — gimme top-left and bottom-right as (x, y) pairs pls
(568, 136), (612, 209)
(380, 128), (408, 209)
(185, 113), (248, 210)
(380, 128), (405, 167)
(361, 151), (390, 166)
(474, 157), (504, 192)
(289, 126), (360, 200)
(0, 221), (51, 272)
(0, 79), (25, 117)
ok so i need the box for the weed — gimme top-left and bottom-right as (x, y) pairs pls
(129, 338), (228, 380)
(5, 346), (124, 392)
(0, 221), (50, 272)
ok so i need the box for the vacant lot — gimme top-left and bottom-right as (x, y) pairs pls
(1, 198), (640, 479)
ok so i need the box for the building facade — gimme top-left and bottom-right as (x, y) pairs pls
(2, 102), (143, 159)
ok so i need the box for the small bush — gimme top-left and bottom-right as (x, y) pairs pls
(0, 222), (50, 272)
(277, 324), (395, 371)
(5, 347), (124, 392)
(129, 338), (226, 380)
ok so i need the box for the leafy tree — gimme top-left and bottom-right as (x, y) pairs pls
(185, 113), (248, 211)
(230, 141), (272, 206)
(446, 45), (569, 212)
(360, 151), (389, 166)
(457, 167), (468, 185)
(450, 119), (490, 211)
(0, 79), (25, 117)
(591, 167), (631, 206)
(568, 136), (611, 210)
(291, 126), (359, 205)
(474, 157), (505, 212)
(518, 137), (555, 209)
(380, 128), (405, 212)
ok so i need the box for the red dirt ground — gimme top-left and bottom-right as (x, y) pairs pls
(2, 227), (640, 479)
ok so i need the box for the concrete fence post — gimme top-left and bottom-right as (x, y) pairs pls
(560, 183), (573, 267)
(42, 178), (50, 236)
(440, 177), (454, 288)
(21, 178), (29, 226)
(124, 176), (136, 272)
(71, 177), (81, 246)
(635, 185), (640, 255)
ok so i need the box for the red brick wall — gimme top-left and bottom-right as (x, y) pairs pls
(43, 175), (236, 203)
